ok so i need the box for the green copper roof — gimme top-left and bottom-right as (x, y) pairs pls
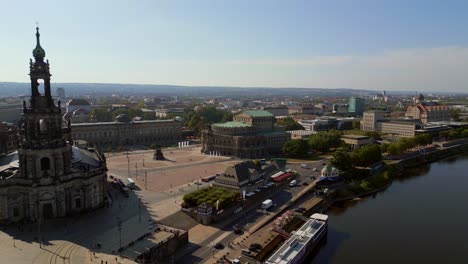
(33, 27), (45, 60)
(213, 121), (252, 128)
(321, 165), (338, 173)
(243, 110), (274, 117)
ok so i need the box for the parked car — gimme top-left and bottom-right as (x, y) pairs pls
(241, 249), (254, 256)
(234, 225), (243, 235)
(294, 207), (306, 213)
(214, 243), (224, 250)
(302, 182), (309, 186)
(249, 243), (263, 252)
(289, 180), (297, 187)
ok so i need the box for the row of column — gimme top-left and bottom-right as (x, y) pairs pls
(209, 151), (221, 157)
(178, 141), (190, 148)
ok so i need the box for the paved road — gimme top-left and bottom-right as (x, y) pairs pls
(1, 182), (154, 264)
(179, 158), (330, 263)
(110, 156), (233, 177)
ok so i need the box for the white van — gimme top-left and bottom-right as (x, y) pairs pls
(289, 180), (297, 187)
(300, 163), (309, 169)
(126, 178), (135, 189)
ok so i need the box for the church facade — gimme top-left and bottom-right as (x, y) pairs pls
(0, 28), (107, 223)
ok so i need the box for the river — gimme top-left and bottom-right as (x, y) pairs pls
(311, 154), (468, 264)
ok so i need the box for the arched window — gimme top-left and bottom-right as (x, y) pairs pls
(39, 119), (47, 132)
(41, 157), (50, 171)
(75, 198), (81, 208)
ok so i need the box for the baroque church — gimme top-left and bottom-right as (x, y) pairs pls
(0, 27), (108, 223)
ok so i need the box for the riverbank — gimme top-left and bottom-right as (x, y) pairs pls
(313, 154), (468, 263)
(329, 169), (394, 202)
(397, 142), (468, 169)
(329, 141), (468, 202)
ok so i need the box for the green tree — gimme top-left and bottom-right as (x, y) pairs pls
(364, 131), (382, 140)
(283, 139), (309, 157)
(387, 143), (400, 155)
(185, 106), (233, 135)
(352, 120), (361, 129)
(142, 112), (156, 120)
(450, 109), (461, 121)
(353, 144), (382, 167)
(276, 117), (305, 130)
(308, 130), (343, 152)
(89, 108), (112, 122)
(331, 151), (354, 171)
(111, 108), (143, 120)
(252, 160), (261, 167)
(380, 143), (389, 153)
(135, 100), (146, 109)
(448, 130), (460, 139)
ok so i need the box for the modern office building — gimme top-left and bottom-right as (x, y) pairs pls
(348, 97), (365, 117)
(361, 110), (421, 138)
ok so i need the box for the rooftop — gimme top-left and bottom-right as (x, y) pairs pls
(341, 134), (370, 140)
(212, 121), (252, 128)
(244, 110), (274, 117)
(67, 98), (90, 106)
(265, 214), (328, 264)
(71, 119), (177, 126)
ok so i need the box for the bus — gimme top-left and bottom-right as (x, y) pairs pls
(126, 178), (136, 189)
(201, 175), (216, 182)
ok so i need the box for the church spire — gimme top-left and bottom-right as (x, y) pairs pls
(32, 26), (46, 61)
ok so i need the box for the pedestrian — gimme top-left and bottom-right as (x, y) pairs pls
(101, 260), (103, 264)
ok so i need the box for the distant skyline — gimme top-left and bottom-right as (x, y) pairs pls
(1, 0), (468, 92)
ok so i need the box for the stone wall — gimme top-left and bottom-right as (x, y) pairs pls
(136, 228), (188, 263)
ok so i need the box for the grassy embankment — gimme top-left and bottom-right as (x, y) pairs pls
(331, 166), (396, 201)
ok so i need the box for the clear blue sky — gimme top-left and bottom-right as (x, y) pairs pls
(1, 0), (468, 92)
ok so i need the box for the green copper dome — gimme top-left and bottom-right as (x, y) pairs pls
(32, 27), (45, 60)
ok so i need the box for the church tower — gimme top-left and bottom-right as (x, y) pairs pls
(17, 27), (72, 180)
(0, 27), (107, 222)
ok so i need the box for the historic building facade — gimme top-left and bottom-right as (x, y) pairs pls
(0, 28), (107, 223)
(201, 110), (290, 158)
(71, 117), (182, 149)
(0, 123), (18, 156)
(405, 94), (450, 123)
(64, 98), (92, 123)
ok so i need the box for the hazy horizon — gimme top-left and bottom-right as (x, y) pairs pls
(1, 0), (468, 93)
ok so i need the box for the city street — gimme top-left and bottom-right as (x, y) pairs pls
(177, 158), (330, 263)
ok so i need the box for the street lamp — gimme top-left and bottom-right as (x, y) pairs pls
(127, 156), (130, 179)
(135, 162), (138, 179)
(145, 171), (148, 190)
